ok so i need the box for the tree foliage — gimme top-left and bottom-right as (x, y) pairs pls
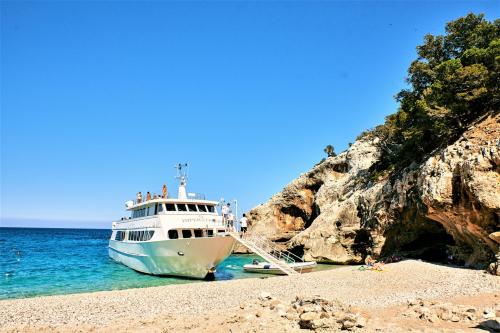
(362, 13), (499, 172)
(324, 144), (336, 157)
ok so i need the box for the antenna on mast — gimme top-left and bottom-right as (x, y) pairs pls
(174, 163), (189, 199)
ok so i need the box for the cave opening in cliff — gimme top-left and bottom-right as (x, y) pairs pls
(352, 229), (374, 257)
(382, 217), (457, 264)
(289, 244), (305, 259)
(400, 229), (455, 262)
(304, 203), (320, 229)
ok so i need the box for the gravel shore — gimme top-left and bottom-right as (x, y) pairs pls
(0, 260), (498, 332)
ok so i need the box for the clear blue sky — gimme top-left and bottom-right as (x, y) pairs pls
(1, 1), (498, 228)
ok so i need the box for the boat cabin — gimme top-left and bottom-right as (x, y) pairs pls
(126, 199), (218, 219)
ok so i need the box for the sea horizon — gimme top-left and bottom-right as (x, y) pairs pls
(0, 217), (110, 230)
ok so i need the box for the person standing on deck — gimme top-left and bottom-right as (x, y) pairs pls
(146, 191), (152, 201)
(221, 203), (231, 228)
(162, 184), (168, 198)
(227, 212), (235, 232)
(240, 214), (248, 234)
(137, 192), (143, 204)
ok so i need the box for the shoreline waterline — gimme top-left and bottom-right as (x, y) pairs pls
(0, 227), (340, 300)
(0, 260), (498, 332)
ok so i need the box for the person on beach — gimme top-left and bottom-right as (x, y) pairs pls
(137, 192), (143, 203)
(162, 184), (168, 198)
(146, 192), (152, 201)
(240, 214), (248, 234)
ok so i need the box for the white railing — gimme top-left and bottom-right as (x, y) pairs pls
(230, 233), (305, 275)
(244, 234), (304, 264)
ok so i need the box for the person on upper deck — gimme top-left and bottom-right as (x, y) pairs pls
(227, 212), (235, 232)
(221, 203), (231, 227)
(162, 184), (168, 198)
(240, 214), (248, 234)
(137, 192), (143, 203)
(146, 192), (152, 201)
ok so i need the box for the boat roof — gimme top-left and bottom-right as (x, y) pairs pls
(127, 198), (219, 210)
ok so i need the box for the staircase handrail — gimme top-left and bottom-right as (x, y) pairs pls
(230, 233), (300, 275)
(243, 234), (304, 264)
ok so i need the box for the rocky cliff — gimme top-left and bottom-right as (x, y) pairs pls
(245, 114), (500, 270)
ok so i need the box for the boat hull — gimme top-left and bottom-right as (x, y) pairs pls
(109, 236), (235, 279)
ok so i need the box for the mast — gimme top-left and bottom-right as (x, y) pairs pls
(175, 163), (188, 199)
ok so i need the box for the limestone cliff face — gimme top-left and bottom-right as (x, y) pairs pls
(246, 114), (500, 269)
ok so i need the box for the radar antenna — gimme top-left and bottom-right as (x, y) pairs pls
(174, 163), (189, 199)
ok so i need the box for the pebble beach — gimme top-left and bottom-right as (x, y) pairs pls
(1, 260), (499, 332)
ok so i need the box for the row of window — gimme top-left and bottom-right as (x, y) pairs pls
(167, 228), (225, 239)
(114, 230), (155, 242)
(132, 203), (215, 218)
(132, 204), (163, 218)
(129, 230), (155, 242)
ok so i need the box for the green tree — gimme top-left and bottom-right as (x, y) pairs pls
(365, 13), (499, 172)
(324, 145), (336, 157)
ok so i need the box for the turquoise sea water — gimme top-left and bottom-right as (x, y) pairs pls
(0, 227), (335, 300)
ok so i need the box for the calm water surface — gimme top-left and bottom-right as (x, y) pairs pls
(0, 227), (336, 300)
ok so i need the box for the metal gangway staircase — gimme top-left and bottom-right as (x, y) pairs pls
(229, 233), (302, 275)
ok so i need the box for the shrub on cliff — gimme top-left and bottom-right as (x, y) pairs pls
(363, 13), (499, 172)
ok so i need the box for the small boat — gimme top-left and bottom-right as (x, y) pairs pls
(243, 259), (316, 275)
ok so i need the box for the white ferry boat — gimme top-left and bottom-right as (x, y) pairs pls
(108, 164), (236, 279)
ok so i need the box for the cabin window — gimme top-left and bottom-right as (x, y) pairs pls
(198, 205), (207, 212)
(206, 205), (215, 213)
(187, 204), (197, 212)
(218, 229), (225, 233)
(165, 204), (176, 211)
(135, 208), (146, 218)
(157, 203), (163, 213)
(177, 204), (187, 211)
(147, 230), (155, 240)
(207, 230), (214, 237)
(182, 229), (192, 238)
(168, 230), (179, 239)
(194, 229), (203, 238)
(115, 231), (126, 241)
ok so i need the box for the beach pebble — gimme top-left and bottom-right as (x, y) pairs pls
(259, 291), (271, 301)
(483, 308), (496, 319)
